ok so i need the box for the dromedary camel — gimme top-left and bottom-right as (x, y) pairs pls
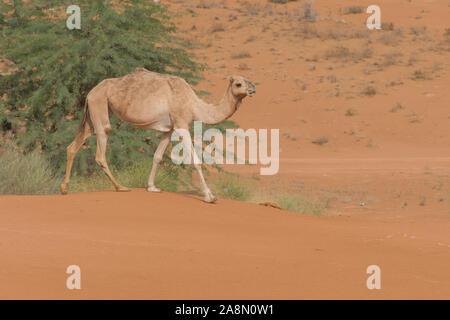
(60, 68), (256, 202)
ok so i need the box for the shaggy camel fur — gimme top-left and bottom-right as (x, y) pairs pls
(60, 68), (256, 202)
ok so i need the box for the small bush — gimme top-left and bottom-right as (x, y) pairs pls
(296, 24), (320, 39)
(381, 52), (403, 67)
(410, 26), (427, 36)
(214, 176), (252, 201)
(312, 136), (328, 146)
(345, 108), (357, 116)
(390, 103), (404, 113)
(362, 86), (376, 96)
(300, 2), (317, 22)
(445, 28), (450, 37)
(211, 23), (225, 33)
(269, 0), (298, 4)
(381, 22), (394, 31)
(0, 148), (61, 195)
(275, 195), (323, 215)
(343, 6), (365, 15)
(412, 69), (428, 80)
(231, 51), (252, 59)
(378, 30), (403, 46)
(324, 45), (372, 62)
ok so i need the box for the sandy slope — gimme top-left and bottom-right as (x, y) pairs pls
(167, 0), (450, 217)
(0, 189), (449, 299)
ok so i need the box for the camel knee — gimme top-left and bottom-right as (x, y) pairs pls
(153, 154), (163, 164)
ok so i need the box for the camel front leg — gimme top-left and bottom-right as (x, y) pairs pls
(147, 131), (171, 192)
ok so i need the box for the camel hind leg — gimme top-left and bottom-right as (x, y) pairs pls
(60, 117), (93, 195)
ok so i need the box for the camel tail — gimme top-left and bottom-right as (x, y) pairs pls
(78, 99), (89, 132)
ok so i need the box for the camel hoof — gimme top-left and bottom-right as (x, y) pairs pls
(204, 193), (217, 203)
(60, 184), (67, 195)
(116, 186), (131, 192)
(147, 186), (161, 192)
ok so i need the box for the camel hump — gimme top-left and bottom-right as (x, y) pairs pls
(133, 67), (150, 73)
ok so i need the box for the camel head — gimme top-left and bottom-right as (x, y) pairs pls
(229, 75), (256, 99)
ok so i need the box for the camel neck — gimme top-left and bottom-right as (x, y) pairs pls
(193, 84), (241, 125)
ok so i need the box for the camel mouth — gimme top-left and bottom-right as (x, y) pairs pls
(247, 90), (255, 97)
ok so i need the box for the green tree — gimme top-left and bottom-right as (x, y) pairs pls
(0, 0), (203, 175)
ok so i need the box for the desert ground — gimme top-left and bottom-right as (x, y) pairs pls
(1, 0), (449, 299)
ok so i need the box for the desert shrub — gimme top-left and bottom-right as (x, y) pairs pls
(231, 51), (252, 59)
(345, 108), (357, 116)
(0, 0), (203, 177)
(312, 136), (328, 145)
(390, 103), (404, 113)
(210, 22), (225, 32)
(214, 176), (252, 201)
(343, 6), (365, 15)
(269, 0), (298, 4)
(0, 147), (61, 194)
(362, 86), (376, 96)
(324, 45), (372, 62)
(296, 23), (320, 39)
(412, 69), (429, 80)
(300, 2), (317, 22)
(275, 194), (323, 215)
(381, 22), (394, 31)
(381, 52), (403, 67)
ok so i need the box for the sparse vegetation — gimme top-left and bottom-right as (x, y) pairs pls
(408, 112), (423, 123)
(324, 45), (372, 62)
(362, 86), (377, 96)
(274, 195), (324, 215)
(238, 63), (251, 71)
(214, 176), (252, 201)
(231, 51), (252, 59)
(345, 108), (358, 116)
(300, 2), (317, 22)
(245, 35), (257, 43)
(412, 69), (429, 80)
(390, 103), (404, 113)
(410, 26), (427, 36)
(381, 52), (403, 67)
(378, 29), (404, 45)
(0, 145), (185, 195)
(269, 0), (298, 4)
(343, 6), (365, 15)
(0, 148), (60, 195)
(211, 22), (225, 33)
(312, 136), (328, 146)
(71, 160), (181, 194)
(381, 22), (394, 31)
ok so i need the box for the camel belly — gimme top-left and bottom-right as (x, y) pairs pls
(110, 99), (174, 132)
(122, 112), (173, 132)
(142, 113), (173, 132)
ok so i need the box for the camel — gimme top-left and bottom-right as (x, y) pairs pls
(60, 68), (256, 203)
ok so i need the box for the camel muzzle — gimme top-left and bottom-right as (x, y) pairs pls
(247, 82), (256, 97)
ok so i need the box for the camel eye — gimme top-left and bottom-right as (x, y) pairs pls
(236, 83), (242, 87)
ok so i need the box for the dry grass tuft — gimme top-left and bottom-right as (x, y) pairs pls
(231, 51), (252, 59)
(343, 5), (365, 15)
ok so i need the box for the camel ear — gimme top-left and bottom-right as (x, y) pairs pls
(228, 76), (235, 83)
